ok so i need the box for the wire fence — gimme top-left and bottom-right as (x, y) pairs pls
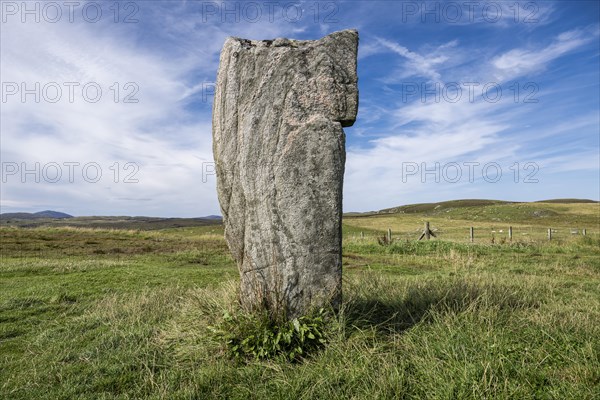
(346, 222), (597, 245)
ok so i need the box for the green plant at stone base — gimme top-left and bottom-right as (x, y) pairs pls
(211, 307), (330, 362)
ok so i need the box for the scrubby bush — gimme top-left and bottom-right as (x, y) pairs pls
(210, 307), (330, 362)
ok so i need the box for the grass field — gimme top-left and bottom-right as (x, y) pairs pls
(1, 202), (599, 399)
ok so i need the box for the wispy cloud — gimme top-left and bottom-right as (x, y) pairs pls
(1, 3), (300, 216)
(343, 23), (599, 210)
(1, 1), (597, 215)
(375, 37), (458, 81)
(491, 27), (599, 80)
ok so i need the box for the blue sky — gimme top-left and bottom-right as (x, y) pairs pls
(1, 0), (599, 216)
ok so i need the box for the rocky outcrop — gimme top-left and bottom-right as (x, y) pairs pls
(212, 30), (358, 318)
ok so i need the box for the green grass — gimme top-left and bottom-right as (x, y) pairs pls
(1, 203), (599, 399)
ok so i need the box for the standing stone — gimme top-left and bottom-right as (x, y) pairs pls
(212, 30), (358, 318)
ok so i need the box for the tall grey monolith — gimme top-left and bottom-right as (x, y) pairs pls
(212, 30), (358, 318)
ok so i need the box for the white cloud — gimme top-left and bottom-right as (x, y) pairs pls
(375, 37), (457, 81)
(1, 2), (597, 216)
(0, 4), (299, 216)
(491, 27), (597, 81)
(342, 26), (599, 211)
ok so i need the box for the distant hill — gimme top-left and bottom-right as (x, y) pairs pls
(34, 210), (73, 218)
(203, 215), (223, 221)
(535, 199), (599, 204)
(1, 214), (222, 230)
(0, 210), (73, 220)
(377, 199), (513, 215)
(343, 198), (599, 217)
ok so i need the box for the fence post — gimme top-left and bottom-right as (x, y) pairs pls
(387, 228), (392, 243)
(548, 228), (552, 241)
(508, 226), (513, 241)
(470, 227), (474, 243)
(418, 222), (436, 240)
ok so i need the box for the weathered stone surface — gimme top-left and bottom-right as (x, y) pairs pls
(212, 30), (358, 318)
